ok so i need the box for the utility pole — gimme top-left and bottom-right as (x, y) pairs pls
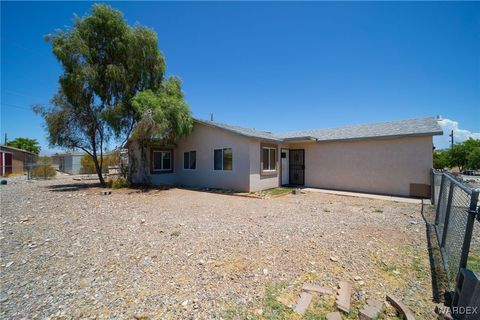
(449, 130), (454, 148)
(4, 133), (6, 145)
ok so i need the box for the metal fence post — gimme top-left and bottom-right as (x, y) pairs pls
(431, 169), (435, 205)
(440, 181), (455, 248)
(458, 189), (480, 270)
(435, 173), (445, 225)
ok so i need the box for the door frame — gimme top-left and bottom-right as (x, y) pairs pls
(280, 148), (289, 186)
(288, 149), (305, 186)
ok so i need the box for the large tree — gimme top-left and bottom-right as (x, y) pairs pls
(7, 137), (41, 154)
(35, 4), (191, 185)
(467, 147), (480, 170)
(448, 139), (480, 172)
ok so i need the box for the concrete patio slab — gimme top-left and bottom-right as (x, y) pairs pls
(303, 188), (423, 204)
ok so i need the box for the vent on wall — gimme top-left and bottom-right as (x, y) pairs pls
(409, 183), (431, 198)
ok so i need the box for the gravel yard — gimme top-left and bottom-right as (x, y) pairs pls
(1, 176), (437, 319)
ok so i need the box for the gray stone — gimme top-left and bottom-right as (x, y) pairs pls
(301, 283), (333, 295)
(386, 294), (415, 320)
(326, 311), (342, 320)
(293, 292), (313, 315)
(336, 281), (352, 313)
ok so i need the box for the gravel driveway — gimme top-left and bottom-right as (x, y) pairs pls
(0, 176), (436, 319)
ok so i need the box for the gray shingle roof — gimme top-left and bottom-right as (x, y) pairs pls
(194, 119), (282, 142)
(194, 117), (443, 143)
(277, 117), (443, 142)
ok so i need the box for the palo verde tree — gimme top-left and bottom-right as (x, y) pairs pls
(35, 4), (191, 185)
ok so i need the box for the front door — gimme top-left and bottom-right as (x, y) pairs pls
(289, 149), (305, 185)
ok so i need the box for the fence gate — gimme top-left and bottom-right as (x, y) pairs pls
(431, 170), (480, 318)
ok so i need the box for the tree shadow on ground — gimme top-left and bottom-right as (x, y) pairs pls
(421, 200), (450, 304)
(46, 182), (102, 192)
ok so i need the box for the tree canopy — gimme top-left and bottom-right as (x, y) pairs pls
(131, 77), (192, 143)
(35, 4), (192, 185)
(7, 137), (41, 154)
(433, 138), (480, 171)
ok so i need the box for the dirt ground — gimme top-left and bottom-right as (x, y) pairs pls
(0, 176), (438, 319)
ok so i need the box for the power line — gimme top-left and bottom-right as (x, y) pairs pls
(1, 103), (32, 111)
(4, 90), (45, 102)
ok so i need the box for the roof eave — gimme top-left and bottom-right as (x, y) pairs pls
(282, 136), (317, 142)
(194, 119), (282, 142)
(312, 131), (444, 143)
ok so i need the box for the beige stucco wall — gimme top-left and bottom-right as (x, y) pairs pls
(130, 123), (253, 192)
(174, 123), (251, 191)
(285, 135), (433, 196)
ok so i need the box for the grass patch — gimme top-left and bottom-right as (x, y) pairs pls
(224, 305), (258, 320)
(170, 230), (180, 237)
(262, 282), (294, 319)
(323, 208), (331, 213)
(374, 208), (384, 213)
(378, 259), (398, 274)
(224, 278), (340, 320)
(467, 253), (480, 272)
(259, 187), (293, 197)
(410, 254), (429, 279)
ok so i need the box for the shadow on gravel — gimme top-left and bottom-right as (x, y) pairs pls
(46, 182), (101, 192)
(421, 200), (449, 303)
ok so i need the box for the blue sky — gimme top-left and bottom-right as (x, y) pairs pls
(1, 1), (479, 154)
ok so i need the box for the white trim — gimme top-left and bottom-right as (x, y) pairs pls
(281, 148), (289, 185)
(152, 150), (172, 172)
(183, 150), (197, 170)
(262, 146), (277, 171)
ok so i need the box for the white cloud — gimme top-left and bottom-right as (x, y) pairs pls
(434, 118), (480, 149)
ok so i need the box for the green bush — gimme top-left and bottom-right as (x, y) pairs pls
(111, 176), (130, 189)
(31, 156), (56, 179)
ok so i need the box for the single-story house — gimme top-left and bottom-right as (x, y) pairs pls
(129, 117), (443, 197)
(54, 152), (85, 175)
(0, 145), (38, 176)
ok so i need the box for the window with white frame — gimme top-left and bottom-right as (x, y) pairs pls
(262, 146), (277, 172)
(214, 148), (232, 170)
(152, 150), (172, 172)
(183, 150), (196, 170)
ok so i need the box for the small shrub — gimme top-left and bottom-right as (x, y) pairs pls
(80, 152), (120, 174)
(111, 176), (130, 189)
(374, 208), (384, 213)
(170, 230), (180, 237)
(31, 157), (56, 179)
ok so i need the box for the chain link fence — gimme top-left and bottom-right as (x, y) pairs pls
(431, 169), (480, 292)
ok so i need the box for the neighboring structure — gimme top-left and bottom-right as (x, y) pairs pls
(54, 152), (85, 175)
(129, 117), (443, 197)
(0, 145), (38, 176)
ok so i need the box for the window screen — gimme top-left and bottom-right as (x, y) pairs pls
(262, 148), (269, 170)
(223, 148), (232, 170)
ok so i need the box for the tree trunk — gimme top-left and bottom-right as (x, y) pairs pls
(91, 153), (105, 186)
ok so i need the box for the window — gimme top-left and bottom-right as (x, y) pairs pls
(183, 151), (196, 170)
(214, 148), (232, 171)
(152, 150), (172, 172)
(261, 144), (278, 175)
